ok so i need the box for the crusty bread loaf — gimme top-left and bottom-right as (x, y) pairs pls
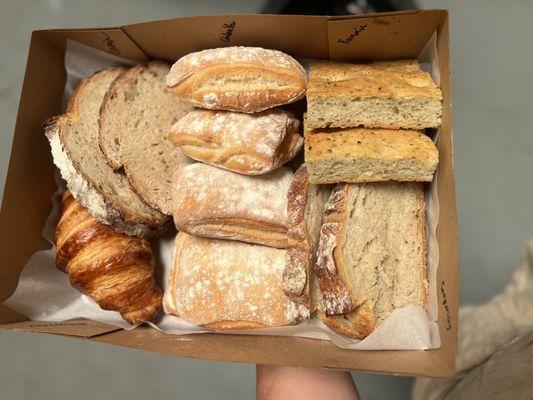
(169, 108), (303, 175)
(304, 126), (439, 184)
(98, 61), (194, 214)
(172, 163), (293, 248)
(306, 60), (442, 130)
(316, 182), (428, 339)
(283, 165), (331, 313)
(163, 233), (308, 329)
(166, 47), (307, 113)
(45, 68), (169, 237)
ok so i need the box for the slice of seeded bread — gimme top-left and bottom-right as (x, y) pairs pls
(99, 61), (194, 214)
(316, 182), (428, 339)
(283, 165), (331, 314)
(45, 68), (169, 237)
(304, 125), (439, 184)
(306, 60), (442, 130)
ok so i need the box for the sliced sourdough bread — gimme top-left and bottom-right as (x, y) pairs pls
(316, 182), (428, 339)
(163, 233), (308, 329)
(283, 165), (332, 313)
(306, 60), (442, 130)
(304, 126), (439, 184)
(98, 61), (194, 214)
(45, 68), (169, 237)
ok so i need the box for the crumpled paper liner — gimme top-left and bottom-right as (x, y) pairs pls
(4, 39), (441, 350)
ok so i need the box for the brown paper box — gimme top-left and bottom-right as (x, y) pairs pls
(0, 10), (458, 377)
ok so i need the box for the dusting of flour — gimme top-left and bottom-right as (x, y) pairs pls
(167, 46), (305, 87)
(171, 109), (300, 173)
(174, 163), (291, 224)
(169, 235), (302, 326)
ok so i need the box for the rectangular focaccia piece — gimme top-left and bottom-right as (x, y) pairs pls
(315, 182), (428, 339)
(163, 233), (308, 329)
(304, 126), (439, 184)
(306, 60), (442, 130)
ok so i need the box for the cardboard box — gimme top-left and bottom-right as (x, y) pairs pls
(0, 10), (458, 377)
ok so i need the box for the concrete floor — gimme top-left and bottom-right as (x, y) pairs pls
(1, 0), (532, 399)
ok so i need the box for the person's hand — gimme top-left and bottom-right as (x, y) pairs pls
(256, 365), (361, 400)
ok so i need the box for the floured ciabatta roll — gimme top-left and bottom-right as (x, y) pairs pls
(166, 46), (307, 113)
(163, 233), (308, 329)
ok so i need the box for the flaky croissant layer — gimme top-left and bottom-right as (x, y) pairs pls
(55, 191), (162, 324)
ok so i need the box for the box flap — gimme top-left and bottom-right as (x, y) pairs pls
(39, 28), (148, 61)
(90, 327), (454, 377)
(0, 318), (121, 338)
(122, 15), (330, 61)
(0, 31), (65, 319)
(327, 9), (447, 61)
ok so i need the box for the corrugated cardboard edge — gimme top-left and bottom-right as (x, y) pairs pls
(429, 11), (459, 377)
(0, 318), (121, 338)
(0, 11), (458, 377)
(89, 327), (454, 377)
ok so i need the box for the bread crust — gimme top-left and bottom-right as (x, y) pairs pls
(44, 69), (169, 237)
(283, 165), (311, 307)
(172, 164), (292, 248)
(166, 47), (307, 113)
(169, 109), (303, 175)
(181, 219), (288, 249)
(163, 233), (305, 329)
(320, 306), (376, 339)
(314, 184), (357, 316)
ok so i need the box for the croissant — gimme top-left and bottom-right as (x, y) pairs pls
(55, 191), (162, 324)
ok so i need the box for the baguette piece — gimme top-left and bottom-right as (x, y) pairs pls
(166, 47), (307, 113)
(98, 61), (194, 214)
(283, 165), (332, 313)
(169, 109), (303, 175)
(56, 192), (162, 324)
(45, 68), (169, 237)
(306, 60), (442, 130)
(163, 233), (307, 329)
(316, 182), (428, 339)
(305, 127), (438, 184)
(172, 163), (292, 248)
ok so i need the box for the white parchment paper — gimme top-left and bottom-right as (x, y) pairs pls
(4, 39), (442, 350)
